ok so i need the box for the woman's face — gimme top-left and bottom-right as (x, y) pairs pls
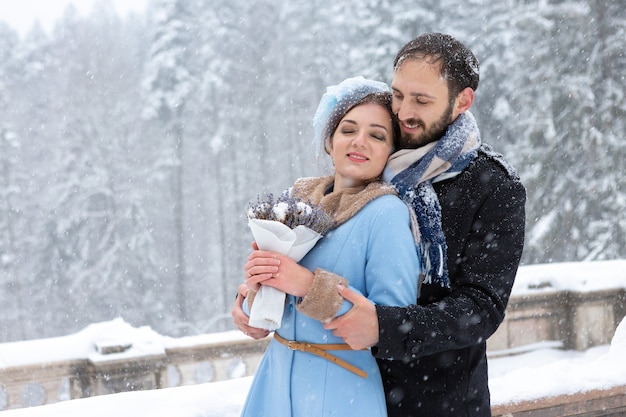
(329, 102), (394, 191)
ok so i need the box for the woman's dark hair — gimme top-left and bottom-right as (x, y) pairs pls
(394, 32), (480, 100)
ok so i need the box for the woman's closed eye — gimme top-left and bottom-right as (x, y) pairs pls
(371, 132), (387, 142)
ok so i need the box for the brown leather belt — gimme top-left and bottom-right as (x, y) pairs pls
(274, 332), (367, 378)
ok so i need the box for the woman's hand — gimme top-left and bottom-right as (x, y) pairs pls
(244, 249), (314, 297)
(231, 283), (270, 339)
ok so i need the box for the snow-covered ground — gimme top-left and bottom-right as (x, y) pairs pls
(1, 260), (625, 416)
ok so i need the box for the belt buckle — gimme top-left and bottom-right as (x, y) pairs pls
(287, 340), (309, 352)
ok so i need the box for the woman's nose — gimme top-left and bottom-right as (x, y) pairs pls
(352, 131), (366, 147)
(352, 133), (365, 148)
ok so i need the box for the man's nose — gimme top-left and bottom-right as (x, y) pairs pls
(395, 101), (414, 121)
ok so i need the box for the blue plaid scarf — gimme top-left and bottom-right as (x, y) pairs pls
(382, 111), (481, 288)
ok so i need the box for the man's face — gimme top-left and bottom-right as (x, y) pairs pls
(391, 59), (457, 149)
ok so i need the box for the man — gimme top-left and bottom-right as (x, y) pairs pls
(234, 33), (526, 417)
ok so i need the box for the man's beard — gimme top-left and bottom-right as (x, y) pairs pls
(399, 101), (454, 149)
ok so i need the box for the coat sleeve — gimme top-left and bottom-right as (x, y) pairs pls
(374, 163), (526, 360)
(298, 196), (420, 321)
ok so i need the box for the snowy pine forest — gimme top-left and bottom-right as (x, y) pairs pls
(0, 0), (624, 343)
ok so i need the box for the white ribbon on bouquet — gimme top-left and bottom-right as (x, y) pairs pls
(247, 218), (323, 330)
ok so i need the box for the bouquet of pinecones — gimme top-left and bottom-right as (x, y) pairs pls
(246, 193), (333, 235)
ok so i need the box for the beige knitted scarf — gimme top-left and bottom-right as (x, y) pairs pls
(291, 176), (397, 228)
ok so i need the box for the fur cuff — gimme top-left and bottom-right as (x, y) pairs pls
(297, 268), (348, 322)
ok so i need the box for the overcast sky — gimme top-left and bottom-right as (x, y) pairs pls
(0, 0), (147, 36)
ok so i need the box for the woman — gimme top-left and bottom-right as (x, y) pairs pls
(239, 77), (420, 417)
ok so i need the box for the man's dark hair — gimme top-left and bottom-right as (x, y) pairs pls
(393, 33), (480, 100)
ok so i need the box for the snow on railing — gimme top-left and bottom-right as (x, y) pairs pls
(0, 319), (269, 410)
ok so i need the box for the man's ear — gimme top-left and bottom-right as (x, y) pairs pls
(454, 87), (474, 116)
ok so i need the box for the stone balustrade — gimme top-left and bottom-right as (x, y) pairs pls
(488, 287), (626, 352)
(1, 283), (625, 413)
(0, 328), (271, 411)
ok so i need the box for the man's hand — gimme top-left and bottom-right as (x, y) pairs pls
(231, 283), (270, 340)
(323, 285), (379, 350)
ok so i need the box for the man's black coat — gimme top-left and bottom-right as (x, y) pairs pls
(375, 144), (526, 417)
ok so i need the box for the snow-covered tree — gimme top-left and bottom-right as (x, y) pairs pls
(142, 0), (196, 329)
(0, 23), (26, 341)
(471, 0), (626, 263)
(10, 4), (162, 338)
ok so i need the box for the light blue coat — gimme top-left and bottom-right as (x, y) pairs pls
(241, 194), (420, 417)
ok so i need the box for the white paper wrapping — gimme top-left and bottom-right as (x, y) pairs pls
(247, 218), (323, 330)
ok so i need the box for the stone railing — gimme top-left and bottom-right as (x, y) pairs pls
(488, 287), (626, 352)
(1, 284), (625, 412)
(0, 327), (271, 411)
